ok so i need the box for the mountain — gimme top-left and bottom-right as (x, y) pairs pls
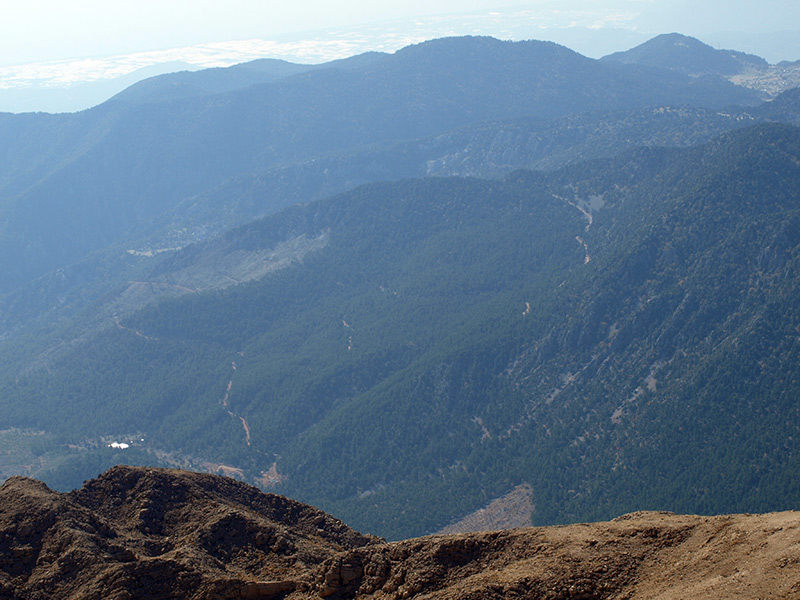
(3, 122), (800, 540)
(4, 87), (799, 345)
(0, 61), (199, 114)
(602, 33), (800, 97)
(0, 36), (762, 294)
(0, 466), (377, 599)
(109, 53), (389, 106)
(2, 34), (800, 542)
(601, 33), (768, 76)
(2, 466), (800, 599)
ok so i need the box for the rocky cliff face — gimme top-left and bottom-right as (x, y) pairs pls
(2, 466), (800, 599)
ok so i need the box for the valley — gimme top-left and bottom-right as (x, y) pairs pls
(0, 33), (799, 544)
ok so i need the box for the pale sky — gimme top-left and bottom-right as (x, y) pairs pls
(2, 0), (797, 66)
(1, 1), (798, 112)
(0, 0), (528, 65)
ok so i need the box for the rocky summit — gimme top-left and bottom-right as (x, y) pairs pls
(0, 466), (377, 599)
(1, 467), (800, 599)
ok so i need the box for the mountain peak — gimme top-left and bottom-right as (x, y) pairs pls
(418, 34), (576, 54)
(602, 32), (768, 75)
(68, 465), (377, 548)
(0, 466), (378, 599)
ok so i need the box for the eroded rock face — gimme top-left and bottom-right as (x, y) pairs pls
(2, 467), (800, 599)
(313, 527), (648, 599)
(0, 466), (378, 599)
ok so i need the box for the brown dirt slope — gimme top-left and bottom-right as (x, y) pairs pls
(2, 467), (800, 599)
(318, 510), (800, 599)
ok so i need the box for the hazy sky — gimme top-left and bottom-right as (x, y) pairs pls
(2, 0), (798, 66)
(0, 0), (526, 65)
(1, 1), (798, 112)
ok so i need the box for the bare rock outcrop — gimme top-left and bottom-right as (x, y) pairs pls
(0, 466), (378, 599)
(2, 467), (800, 599)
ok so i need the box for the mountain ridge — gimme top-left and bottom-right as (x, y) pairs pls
(2, 466), (800, 599)
(0, 35), (762, 294)
(4, 87), (799, 345)
(0, 465), (378, 599)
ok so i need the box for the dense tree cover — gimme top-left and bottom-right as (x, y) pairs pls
(0, 36), (764, 294)
(1, 175), (585, 445)
(1, 123), (800, 540)
(281, 125), (800, 536)
(4, 89), (799, 346)
(2, 82), (797, 353)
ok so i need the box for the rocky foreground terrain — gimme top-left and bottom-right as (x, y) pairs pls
(2, 466), (800, 599)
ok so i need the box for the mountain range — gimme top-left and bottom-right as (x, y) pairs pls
(1, 33), (800, 542)
(0, 35), (768, 295)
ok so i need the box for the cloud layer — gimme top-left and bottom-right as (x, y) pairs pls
(0, 7), (644, 91)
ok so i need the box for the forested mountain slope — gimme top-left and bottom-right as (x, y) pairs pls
(169, 87), (800, 234)
(2, 123), (799, 540)
(3, 88), (798, 344)
(0, 36), (761, 294)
